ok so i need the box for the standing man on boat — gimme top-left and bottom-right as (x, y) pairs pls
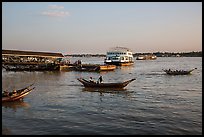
(98, 76), (103, 84)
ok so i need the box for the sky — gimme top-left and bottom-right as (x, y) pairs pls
(2, 2), (202, 54)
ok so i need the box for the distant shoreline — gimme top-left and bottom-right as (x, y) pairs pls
(2, 49), (202, 57)
(65, 51), (202, 57)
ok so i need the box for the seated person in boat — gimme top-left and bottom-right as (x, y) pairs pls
(10, 89), (17, 96)
(89, 77), (95, 83)
(2, 90), (9, 97)
(13, 90), (17, 95)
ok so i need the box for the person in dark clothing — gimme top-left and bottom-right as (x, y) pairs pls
(98, 76), (103, 84)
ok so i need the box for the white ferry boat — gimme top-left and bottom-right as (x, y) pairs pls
(104, 47), (134, 66)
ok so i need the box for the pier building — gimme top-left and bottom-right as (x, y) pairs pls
(2, 49), (64, 65)
(2, 49), (64, 71)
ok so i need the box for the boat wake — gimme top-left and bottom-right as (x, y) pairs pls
(140, 72), (166, 76)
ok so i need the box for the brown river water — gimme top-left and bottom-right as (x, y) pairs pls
(2, 57), (202, 135)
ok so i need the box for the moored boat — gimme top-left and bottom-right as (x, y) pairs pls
(74, 64), (116, 72)
(99, 65), (116, 71)
(104, 47), (134, 66)
(74, 65), (99, 72)
(136, 54), (157, 60)
(77, 78), (136, 88)
(162, 68), (197, 75)
(2, 83), (35, 102)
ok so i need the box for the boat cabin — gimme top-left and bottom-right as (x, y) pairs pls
(104, 47), (134, 66)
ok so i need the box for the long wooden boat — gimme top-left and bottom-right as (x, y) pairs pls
(74, 65), (99, 72)
(163, 68), (197, 75)
(99, 65), (116, 71)
(74, 64), (116, 72)
(77, 78), (136, 88)
(2, 83), (35, 103)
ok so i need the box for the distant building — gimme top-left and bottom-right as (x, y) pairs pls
(176, 54), (180, 57)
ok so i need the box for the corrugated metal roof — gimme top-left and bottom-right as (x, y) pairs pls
(2, 49), (64, 57)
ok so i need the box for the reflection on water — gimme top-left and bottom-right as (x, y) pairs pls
(2, 100), (30, 111)
(117, 65), (135, 71)
(82, 87), (129, 93)
(2, 100), (31, 135)
(2, 125), (12, 135)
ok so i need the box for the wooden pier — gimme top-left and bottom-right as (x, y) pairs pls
(2, 49), (63, 71)
(2, 49), (116, 72)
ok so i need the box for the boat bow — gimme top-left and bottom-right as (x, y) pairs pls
(2, 84), (35, 102)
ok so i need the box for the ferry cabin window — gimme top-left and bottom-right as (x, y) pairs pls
(112, 57), (120, 60)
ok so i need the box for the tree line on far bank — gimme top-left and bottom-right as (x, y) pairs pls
(134, 51), (202, 57)
(64, 51), (202, 57)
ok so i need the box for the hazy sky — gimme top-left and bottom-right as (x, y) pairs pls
(2, 2), (202, 54)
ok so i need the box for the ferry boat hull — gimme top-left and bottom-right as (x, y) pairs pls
(104, 61), (134, 66)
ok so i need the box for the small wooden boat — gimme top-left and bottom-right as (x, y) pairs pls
(163, 68), (197, 75)
(2, 83), (35, 103)
(77, 78), (136, 88)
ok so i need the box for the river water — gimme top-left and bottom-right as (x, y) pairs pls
(2, 57), (202, 135)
